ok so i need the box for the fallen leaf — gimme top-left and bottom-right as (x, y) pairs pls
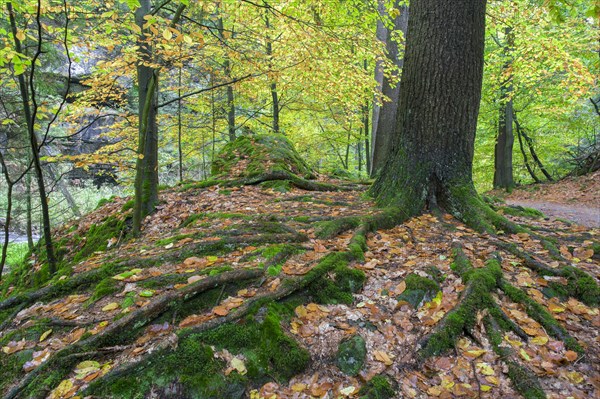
(564, 350), (578, 362)
(213, 306), (229, 316)
(373, 350), (393, 366)
(102, 302), (119, 312)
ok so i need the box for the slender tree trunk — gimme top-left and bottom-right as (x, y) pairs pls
(493, 27), (514, 190)
(371, 3), (409, 176)
(132, 0), (159, 234)
(265, 12), (279, 134)
(363, 60), (371, 173)
(8, 1), (56, 272)
(344, 130), (351, 171)
(25, 170), (34, 250)
(216, 14), (236, 141)
(0, 182), (13, 278)
(515, 120), (540, 183)
(372, 0), (487, 218)
(39, 147), (81, 217)
(178, 66), (183, 183)
(132, 3), (186, 234)
(371, 0), (387, 146)
(514, 112), (553, 182)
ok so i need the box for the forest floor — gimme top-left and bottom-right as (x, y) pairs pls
(492, 170), (600, 228)
(0, 172), (598, 399)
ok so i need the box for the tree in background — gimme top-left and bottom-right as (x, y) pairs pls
(370, 0), (408, 176)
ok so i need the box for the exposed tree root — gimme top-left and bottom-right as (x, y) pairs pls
(87, 251), (358, 393)
(229, 171), (355, 191)
(3, 268), (264, 399)
(0, 231), (307, 318)
(417, 246), (580, 398)
(483, 315), (546, 399)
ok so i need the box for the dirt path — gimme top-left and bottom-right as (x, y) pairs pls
(506, 199), (600, 228)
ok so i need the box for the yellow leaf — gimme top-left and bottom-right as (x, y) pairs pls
(50, 379), (74, 399)
(481, 385), (492, 392)
(486, 376), (500, 385)
(230, 357), (247, 375)
(531, 336), (548, 345)
(39, 329), (53, 342)
(464, 349), (486, 358)
(519, 348), (531, 361)
(548, 303), (565, 313)
(476, 362), (495, 376)
(291, 383), (307, 392)
(16, 30), (25, 41)
(162, 28), (173, 40)
(566, 371), (584, 384)
(339, 386), (356, 396)
(102, 302), (119, 312)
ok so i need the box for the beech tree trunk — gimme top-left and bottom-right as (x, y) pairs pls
(372, 0), (487, 216)
(370, 3), (409, 176)
(132, 0), (159, 234)
(493, 27), (514, 190)
(132, 2), (185, 234)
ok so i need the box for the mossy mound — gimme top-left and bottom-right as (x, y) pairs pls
(211, 134), (314, 179)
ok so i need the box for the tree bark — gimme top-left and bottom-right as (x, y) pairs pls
(370, 3), (409, 176)
(132, 0), (159, 234)
(371, 0), (487, 217)
(7, 1), (57, 272)
(265, 12), (279, 134)
(493, 27), (514, 190)
(132, 3), (186, 234)
(216, 13), (236, 141)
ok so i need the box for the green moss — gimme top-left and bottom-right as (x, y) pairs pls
(95, 195), (116, 210)
(73, 216), (127, 263)
(211, 134), (314, 178)
(155, 233), (197, 247)
(315, 216), (361, 239)
(419, 260), (501, 358)
(359, 375), (395, 399)
(89, 278), (119, 304)
(500, 281), (582, 353)
(260, 180), (292, 193)
(501, 205), (544, 219)
(562, 266), (600, 306)
(397, 274), (440, 308)
(336, 335), (366, 376)
(121, 199), (135, 212)
(177, 179), (224, 192)
(197, 305), (310, 381)
(304, 252), (365, 305)
(292, 215), (311, 223)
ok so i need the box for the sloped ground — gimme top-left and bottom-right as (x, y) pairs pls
(492, 170), (600, 228)
(0, 177), (598, 399)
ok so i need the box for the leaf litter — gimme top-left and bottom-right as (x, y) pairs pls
(0, 180), (598, 398)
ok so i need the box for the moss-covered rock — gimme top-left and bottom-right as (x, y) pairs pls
(397, 273), (440, 308)
(211, 134), (314, 179)
(336, 334), (367, 376)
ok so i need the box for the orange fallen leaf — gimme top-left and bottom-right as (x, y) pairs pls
(213, 306), (229, 316)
